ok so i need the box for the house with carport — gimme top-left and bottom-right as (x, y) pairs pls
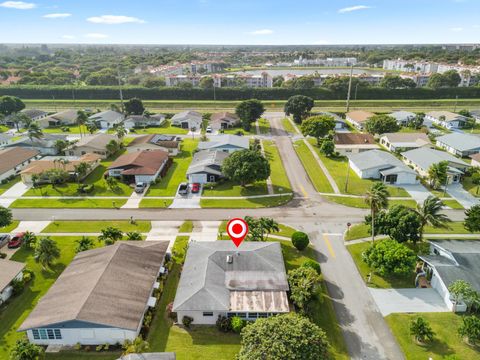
(436, 133), (480, 158)
(389, 110), (416, 126)
(210, 112), (240, 130)
(37, 110), (78, 128)
(124, 114), (166, 130)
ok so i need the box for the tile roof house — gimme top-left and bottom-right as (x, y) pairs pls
(66, 134), (118, 159)
(89, 110), (125, 129)
(19, 241), (169, 346)
(186, 150), (229, 184)
(425, 111), (468, 129)
(0, 259), (25, 303)
(388, 111), (416, 126)
(0, 147), (41, 181)
(348, 150), (418, 185)
(402, 147), (470, 184)
(210, 112), (240, 130)
(4, 134), (67, 155)
(379, 132), (431, 152)
(124, 114), (166, 130)
(334, 133), (379, 155)
(419, 240), (480, 312)
(471, 153), (480, 168)
(170, 111), (203, 130)
(108, 150), (169, 184)
(127, 134), (180, 156)
(345, 110), (375, 130)
(37, 110), (78, 128)
(173, 241), (289, 324)
(436, 133), (480, 157)
(197, 134), (249, 154)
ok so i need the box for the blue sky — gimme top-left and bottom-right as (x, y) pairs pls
(0, 0), (479, 44)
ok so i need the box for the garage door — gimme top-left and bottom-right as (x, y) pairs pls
(189, 174), (207, 184)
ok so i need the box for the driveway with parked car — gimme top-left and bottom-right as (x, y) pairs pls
(170, 182), (202, 208)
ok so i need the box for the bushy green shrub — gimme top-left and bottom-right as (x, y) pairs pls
(231, 316), (246, 333)
(182, 315), (193, 328)
(302, 259), (321, 274)
(291, 231), (309, 251)
(216, 315), (232, 332)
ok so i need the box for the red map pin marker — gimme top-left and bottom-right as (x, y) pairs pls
(227, 218), (248, 247)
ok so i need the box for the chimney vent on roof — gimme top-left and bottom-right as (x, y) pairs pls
(226, 255), (233, 264)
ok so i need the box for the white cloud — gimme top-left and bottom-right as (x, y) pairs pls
(61, 35), (75, 39)
(43, 13), (71, 19)
(0, 1), (36, 9)
(85, 33), (109, 39)
(86, 15), (145, 25)
(450, 27), (463, 32)
(338, 5), (371, 13)
(249, 29), (274, 35)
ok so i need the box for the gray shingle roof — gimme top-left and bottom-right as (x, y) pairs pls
(349, 149), (416, 174)
(171, 111), (202, 122)
(0, 259), (25, 292)
(436, 133), (480, 152)
(89, 110), (124, 123)
(389, 111), (416, 122)
(68, 133), (117, 150)
(426, 111), (467, 122)
(401, 147), (469, 170)
(186, 150), (229, 176)
(198, 135), (249, 151)
(173, 241), (288, 312)
(21, 109), (48, 119)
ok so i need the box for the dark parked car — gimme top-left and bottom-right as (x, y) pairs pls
(191, 183), (200, 193)
(8, 232), (26, 249)
(178, 182), (189, 195)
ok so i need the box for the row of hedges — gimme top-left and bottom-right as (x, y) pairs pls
(1, 85), (480, 101)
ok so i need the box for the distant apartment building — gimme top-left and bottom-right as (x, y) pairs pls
(189, 61), (227, 74)
(383, 59), (439, 74)
(165, 73), (272, 88)
(293, 56), (357, 67)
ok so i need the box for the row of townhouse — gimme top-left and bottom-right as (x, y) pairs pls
(165, 72), (273, 88)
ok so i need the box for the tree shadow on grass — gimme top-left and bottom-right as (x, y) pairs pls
(415, 337), (455, 358)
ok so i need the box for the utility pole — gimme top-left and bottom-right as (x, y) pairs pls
(213, 82), (217, 110)
(346, 64), (354, 113)
(117, 68), (124, 113)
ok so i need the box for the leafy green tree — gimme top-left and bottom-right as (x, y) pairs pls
(288, 266), (321, 312)
(442, 70), (462, 87)
(125, 97), (145, 115)
(105, 176), (118, 192)
(458, 316), (480, 345)
(414, 196), (451, 240)
(284, 95), (314, 124)
(73, 162), (91, 183)
(410, 317), (435, 343)
(9, 113), (31, 131)
(465, 205), (480, 232)
(222, 150), (270, 187)
(362, 239), (416, 276)
(364, 183), (389, 242)
(106, 139), (120, 155)
(373, 205), (422, 244)
(34, 237), (61, 270)
(272, 75), (284, 87)
(21, 231), (37, 250)
(9, 338), (44, 360)
(449, 280), (475, 312)
(122, 336), (149, 355)
(115, 125), (127, 139)
(428, 161), (448, 190)
(0, 95), (25, 116)
(364, 115), (400, 135)
(0, 206), (12, 228)
(471, 172), (480, 195)
(75, 236), (94, 253)
(237, 313), (329, 360)
(235, 99), (265, 131)
(54, 139), (69, 155)
(380, 75), (415, 89)
(244, 216), (278, 242)
(27, 123), (43, 142)
(199, 76), (214, 89)
(291, 231), (310, 251)
(320, 138), (335, 157)
(302, 259), (321, 274)
(98, 227), (124, 245)
(407, 113), (425, 129)
(300, 115), (336, 145)
(143, 78), (166, 88)
(231, 316), (246, 333)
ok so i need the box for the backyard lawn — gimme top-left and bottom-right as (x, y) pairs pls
(386, 313), (480, 360)
(42, 125), (91, 134)
(0, 176), (21, 195)
(41, 220), (151, 233)
(263, 140), (292, 194)
(463, 175), (480, 198)
(10, 198), (127, 208)
(146, 139), (198, 196)
(200, 195), (292, 208)
(281, 118), (298, 134)
(127, 121), (188, 135)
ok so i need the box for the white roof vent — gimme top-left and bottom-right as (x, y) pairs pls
(226, 255), (233, 264)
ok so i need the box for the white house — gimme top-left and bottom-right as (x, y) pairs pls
(436, 133), (480, 158)
(89, 110), (125, 129)
(0, 260), (25, 304)
(389, 111), (416, 126)
(108, 150), (169, 184)
(197, 135), (249, 154)
(19, 241), (168, 346)
(173, 241), (289, 325)
(170, 111), (203, 130)
(186, 150), (229, 184)
(379, 133), (431, 152)
(124, 114), (166, 130)
(424, 111), (468, 129)
(348, 150), (418, 185)
(0, 147), (41, 182)
(37, 110), (78, 128)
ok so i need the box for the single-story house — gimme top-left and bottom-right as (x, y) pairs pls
(389, 110), (416, 126)
(20, 153), (101, 184)
(0, 259), (25, 304)
(424, 111), (468, 129)
(471, 153), (480, 167)
(37, 110), (78, 128)
(186, 150), (229, 184)
(170, 111), (203, 130)
(402, 147), (470, 184)
(0, 133), (13, 147)
(127, 134), (180, 156)
(89, 110), (125, 129)
(436, 133), (480, 158)
(19, 241), (169, 346)
(117, 354), (176, 360)
(0, 147), (41, 182)
(197, 134), (249, 153)
(210, 112), (240, 130)
(4, 134), (67, 155)
(108, 150), (169, 184)
(315, 111), (346, 130)
(379, 132), (431, 152)
(3, 109), (48, 128)
(349, 150), (418, 184)
(124, 114), (166, 130)
(66, 134), (118, 159)
(418, 240), (480, 312)
(345, 110), (375, 130)
(173, 241), (290, 325)
(334, 133), (379, 155)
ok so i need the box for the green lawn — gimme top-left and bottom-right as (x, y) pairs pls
(202, 181), (268, 197)
(293, 140), (334, 193)
(263, 140), (292, 194)
(386, 313), (480, 360)
(146, 139), (198, 196)
(463, 175), (480, 198)
(257, 118), (270, 134)
(172, 235), (190, 264)
(41, 220), (151, 233)
(200, 195), (292, 208)
(273, 223), (297, 238)
(347, 241), (417, 288)
(138, 199), (173, 208)
(10, 198), (127, 208)
(220, 126), (256, 136)
(0, 220), (20, 233)
(345, 223), (370, 241)
(126, 121), (188, 135)
(178, 221), (193, 233)
(23, 164), (133, 197)
(443, 199), (464, 209)
(281, 118), (298, 134)
(0, 125), (9, 132)
(325, 196), (417, 209)
(42, 125), (91, 134)
(0, 176), (21, 195)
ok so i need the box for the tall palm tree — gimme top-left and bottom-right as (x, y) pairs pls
(259, 217), (280, 241)
(27, 122), (43, 143)
(34, 237), (61, 270)
(364, 182), (389, 243)
(74, 161), (91, 183)
(414, 196), (451, 241)
(115, 125), (127, 140)
(76, 110), (88, 138)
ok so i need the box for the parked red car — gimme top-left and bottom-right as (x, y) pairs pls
(191, 183), (200, 193)
(8, 232), (26, 249)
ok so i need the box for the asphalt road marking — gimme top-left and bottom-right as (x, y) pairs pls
(298, 184), (308, 198)
(323, 233), (336, 259)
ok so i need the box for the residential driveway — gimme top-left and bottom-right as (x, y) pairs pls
(447, 183), (480, 209)
(146, 220), (183, 252)
(401, 184), (433, 204)
(169, 185), (202, 209)
(14, 220), (50, 233)
(369, 288), (449, 316)
(122, 185), (149, 209)
(190, 221), (221, 242)
(0, 182), (30, 207)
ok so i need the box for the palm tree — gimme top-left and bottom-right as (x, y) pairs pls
(126, 231), (142, 240)
(27, 123), (43, 143)
(86, 121), (98, 134)
(34, 237), (61, 270)
(428, 161), (448, 190)
(106, 140), (119, 156)
(75, 236), (94, 253)
(364, 182), (389, 243)
(115, 125), (127, 140)
(76, 110), (88, 138)
(54, 139), (68, 155)
(74, 162), (91, 183)
(98, 227), (123, 245)
(414, 196), (451, 241)
(9, 112), (30, 131)
(21, 231), (37, 250)
(259, 217), (279, 241)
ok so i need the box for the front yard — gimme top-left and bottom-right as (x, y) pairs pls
(10, 198), (127, 209)
(325, 196), (417, 209)
(202, 181), (268, 197)
(263, 140), (292, 194)
(0, 176), (21, 195)
(41, 220), (151, 233)
(126, 121), (188, 135)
